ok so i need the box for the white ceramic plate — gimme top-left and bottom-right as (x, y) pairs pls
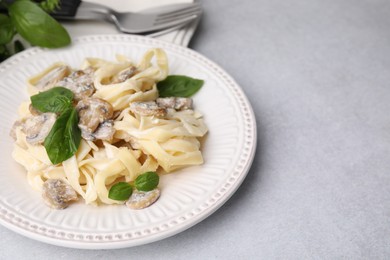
(0, 35), (256, 249)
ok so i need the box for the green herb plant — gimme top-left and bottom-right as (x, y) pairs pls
(0, 0), (71, 62)
(30, 87), (81, 165)
(108, 172), (160, 201)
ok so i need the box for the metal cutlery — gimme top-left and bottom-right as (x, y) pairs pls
(51, 0), (203, 34)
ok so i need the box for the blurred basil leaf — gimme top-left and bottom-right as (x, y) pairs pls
(0, 44), (10, 62)
(0, 14), (15, 45)
(9, 1), (70, 48)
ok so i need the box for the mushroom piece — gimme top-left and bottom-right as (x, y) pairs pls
(155, 97), (175, 109)
(111, 66), (137, 84)
(130, 101), (167, 117)
(29, 104), (41, 116)
(82, 120), (116, 141)
(93, 120), (115, 141)
(156, 97), (193, 111)
(35, 65), (71, 90)
(57, 67), (95, 100)
(174, 97), (193, 110)
(23, 113), (57, 145)
(76, 98), (113, 133)
(42, 179), (78, 209)
(126, 188), (160, 209)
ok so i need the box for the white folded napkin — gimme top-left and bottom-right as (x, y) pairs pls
(62, 0), (199, 46)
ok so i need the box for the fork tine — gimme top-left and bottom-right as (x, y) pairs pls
(155, 8), (202, 23)
(152, 14), (199, 31)
(157, 3), (202, 19)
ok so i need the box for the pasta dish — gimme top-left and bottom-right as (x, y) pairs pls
(10, 48), (208, 209)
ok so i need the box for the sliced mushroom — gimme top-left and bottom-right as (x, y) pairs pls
(126, 188), (160, 209)
(76, 98), (114, 134)
(111, 66), (137, 83)
(35, 65), (71, 90)
(42, 179), (78, 209)
(156, 97), (175, 109)
(175, 97), (193, 110)
(29, 104), (41, 116)
(76, 98), (114, 141)
(82, 120), (115, 141)
(93, 120), (115, 140)
(130, 101), (166, 117)
(57, 67), (95, 100)
(23, 113), (57, 145)
(156, 97), (193, 110)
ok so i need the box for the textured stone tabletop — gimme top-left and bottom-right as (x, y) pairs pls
(1, 0), (390, 259)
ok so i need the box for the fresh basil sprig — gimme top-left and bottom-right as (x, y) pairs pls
(157, 75), (204, 97)
(9, 1), (70, 48)
(108, 182), (133, 201)
(44, 108), (81, 164)
(0, 0), (70, 62)
(108, 172), (160, 201)
(31, 87), (74, 113)
(135, 171), (159, 191)
(39, 0), (60, 13)
(0, 44), (10, 61)
(30, 87), (80, 164)
(0, 14), (14, 45)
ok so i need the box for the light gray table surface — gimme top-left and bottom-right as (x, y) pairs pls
(2, 0), (390, 259)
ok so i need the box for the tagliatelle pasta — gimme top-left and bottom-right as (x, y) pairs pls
(11, 48), (208, 207)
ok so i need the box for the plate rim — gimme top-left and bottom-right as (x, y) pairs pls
(0, 34), (257, 249)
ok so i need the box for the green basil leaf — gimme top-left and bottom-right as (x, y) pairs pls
(135, 171), (159, 191)
(157, 75), (204, 97)
(0, 14), (15, 45)
(9, 1), (70, 48)
(44, 108), (81, 164)
(108, 182), (133, 201)
(39, 0), (60, 13)
(0, 44), (10, 62)
(31, 87), (74, 113)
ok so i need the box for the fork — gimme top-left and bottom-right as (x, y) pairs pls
(51, 0), (203, 34)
